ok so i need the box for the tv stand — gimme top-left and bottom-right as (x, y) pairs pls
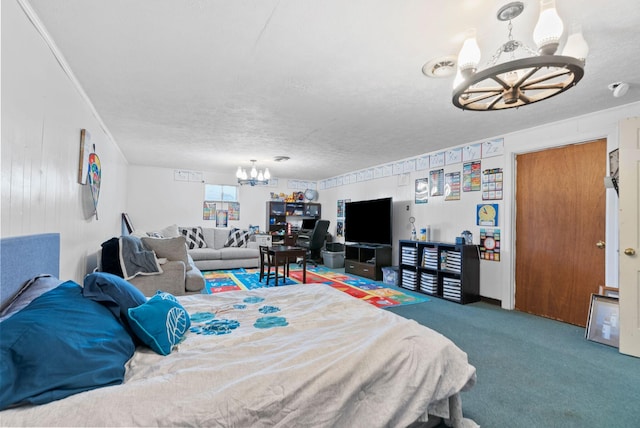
(344, 244), (392, 281)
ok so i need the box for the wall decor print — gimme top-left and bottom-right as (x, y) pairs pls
(462, 143), (481, 162)
(336, 220), (344, 237)
(228, 202), (240, 220)
(216, 210), (228, 227)
(77, 129), (92, 184)
(463, 161), (481, 192)
(481, 138), (504, 158)
(203, 202), (216, 220)
(446, 147), (462, 165)
(586, 294), (619, 348)
(415, 178), (429, 204)
(88, 152), (101, 219)
(482, 168), (504, 200)
(429, 169), (444, 196)
(445, 172), (461, 201)
(609, 148), (619, 195)
(477, 203), (499, 226)
(429, 152), (445, 168)
(479, 228), (500, 261)
(416, 156), (429, 171)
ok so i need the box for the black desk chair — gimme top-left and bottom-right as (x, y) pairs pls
(296, 220), (330, 267)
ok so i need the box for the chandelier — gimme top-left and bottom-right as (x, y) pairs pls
(452, 0), (588, 111)
(236, 160), (270, 186)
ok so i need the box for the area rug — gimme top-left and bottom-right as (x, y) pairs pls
(202, 266), (429, 308)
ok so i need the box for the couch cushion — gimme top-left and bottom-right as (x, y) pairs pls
(201, 228), (217, 249)
(179, 227), (207, 249)
(224, 228), (253, 248)
(213, 228), (230, 250)
(189, 248), (222, 261)
(220, 247), (260, 260)
(141, 236), (192, 271)
(146, 224), (180, 238)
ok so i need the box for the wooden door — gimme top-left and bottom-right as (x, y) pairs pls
(515, 140), (606, 326)
(618, 118), (640, 357)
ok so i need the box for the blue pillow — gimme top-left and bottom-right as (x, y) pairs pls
(0, 281), (135, 410)
(127, 291), (191, 356)
(83, 272), (147, 322)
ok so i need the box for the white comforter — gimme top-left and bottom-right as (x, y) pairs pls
(1, 284), (476, 427)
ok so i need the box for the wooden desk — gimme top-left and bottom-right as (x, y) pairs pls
(268, 245), (306, 286)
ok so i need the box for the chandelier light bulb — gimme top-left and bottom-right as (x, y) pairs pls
(533, 0), (564, 55)
(562, 23), (589, 64)
(257, 170), (264, 181)
(250, 165), (258, 178)
(457, 28), (481, 79)
(264, 168), (271, 180)
(236, 166), (243, 179)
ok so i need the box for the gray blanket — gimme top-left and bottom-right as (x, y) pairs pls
(118, 236), (162, 280)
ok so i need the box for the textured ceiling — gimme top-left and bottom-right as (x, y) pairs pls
(25, 0), (640, 180)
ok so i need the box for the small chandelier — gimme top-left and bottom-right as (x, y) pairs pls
(452, 0), (588, 111)
(236, 160), (270, 186)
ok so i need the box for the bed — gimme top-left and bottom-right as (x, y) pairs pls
(0, 233), (477, 427)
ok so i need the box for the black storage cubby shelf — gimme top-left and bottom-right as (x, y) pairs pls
(398, 240), (480, 304)
(345, 244), (392, 281)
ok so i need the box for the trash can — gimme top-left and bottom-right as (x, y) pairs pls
(322, 250), (345, 268)
(381, 266), (399, 286)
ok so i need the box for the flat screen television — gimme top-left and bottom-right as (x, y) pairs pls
(344, 197), (392, 246)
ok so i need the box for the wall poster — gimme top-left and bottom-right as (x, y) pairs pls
(444, 172), (461, 201)
(415, 178), (429, 204)
(479, 228), (500, 261)
(429, 169), (444, 196)
(482, 168), (504, 200)
(228, 202), (240, 220)
(462, 161), (481, 192)
(216, 210), (228, 227)
(203, 201), (216, 220)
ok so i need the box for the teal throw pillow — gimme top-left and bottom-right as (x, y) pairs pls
(126, 291), (190, 356)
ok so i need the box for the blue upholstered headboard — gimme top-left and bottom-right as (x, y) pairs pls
(0, 233), (60, 308)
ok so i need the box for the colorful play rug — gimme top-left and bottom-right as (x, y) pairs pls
(202, 266), (429, 308)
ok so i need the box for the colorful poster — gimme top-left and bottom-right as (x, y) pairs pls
(228, 202), (240, 220)
(463, 161), (481, 192)
(479, 228), (500, 261)
(88, 152), (101, 219)
(445, 172), (461, 201)
(216, 210), (228, 227)
(203, 201), (216, 220)
(429, 169), (444, 196)
(415, 178), (429, 204)
(482, 168), (504, 200)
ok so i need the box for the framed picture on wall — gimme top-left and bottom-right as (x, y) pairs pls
(585, 294), (619, 348)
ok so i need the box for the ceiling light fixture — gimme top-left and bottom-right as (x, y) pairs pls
(608, 82), (629, 98)
(452, 0), (588, 111)
(236, 160), (270, 186)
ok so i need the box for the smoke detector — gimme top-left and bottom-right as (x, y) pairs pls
(608, 82), (629, 98)
(422, 56), (457, 78)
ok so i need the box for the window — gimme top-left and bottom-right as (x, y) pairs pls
(204, 184), (238, 202)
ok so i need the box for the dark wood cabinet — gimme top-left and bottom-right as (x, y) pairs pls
(344, 244), (392, 281)
(266, 201), (321, 235)
(398, 240), (480, 304)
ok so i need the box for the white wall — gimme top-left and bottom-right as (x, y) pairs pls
(126, 165), (305, 234)
(1, 0), (129, 282)
(318, 102), (640, 306)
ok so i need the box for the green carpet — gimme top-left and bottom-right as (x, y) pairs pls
(202, 266), (429, 308)
(389, 299), (640, 428)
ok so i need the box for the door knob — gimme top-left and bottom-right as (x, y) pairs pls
(624, 248), (636, 256)
(596, 241), (605, 249)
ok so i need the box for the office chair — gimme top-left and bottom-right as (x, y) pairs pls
(296, 220), (330, 267)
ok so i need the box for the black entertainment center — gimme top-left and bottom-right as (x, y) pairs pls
(343, 197), (393, 280)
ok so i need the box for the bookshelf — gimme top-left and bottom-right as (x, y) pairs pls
(399, 240), (480, 304)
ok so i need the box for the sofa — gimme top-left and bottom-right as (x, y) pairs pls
(186, 227), (260, 271)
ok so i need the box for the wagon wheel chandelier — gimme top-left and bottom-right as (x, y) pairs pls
(452, 0), (588, 111)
